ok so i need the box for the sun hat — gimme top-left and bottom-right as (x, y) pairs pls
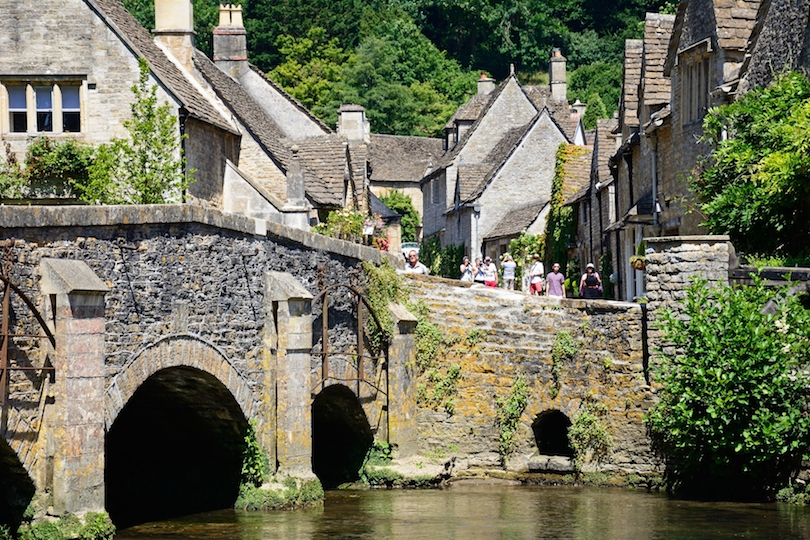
(586, 263), (595, 269)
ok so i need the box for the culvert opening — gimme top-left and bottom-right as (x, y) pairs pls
(533, 410), (574, 457)
(312, 384), (373, 489)
(0, 439), (35, 531)
(106, 366), (248, 529)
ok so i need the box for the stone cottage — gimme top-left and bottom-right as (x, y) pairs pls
(420, 52), (587, 260)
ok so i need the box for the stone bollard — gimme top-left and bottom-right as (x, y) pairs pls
(40, 259), (109, 516)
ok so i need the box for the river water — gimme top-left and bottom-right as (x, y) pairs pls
(116, 484), (810, 540)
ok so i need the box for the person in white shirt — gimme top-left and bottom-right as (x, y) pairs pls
(404, 250), (429, 275)
(528, 254), (545, 295)
(482, 256), (498, 287)
(501, 254), (517, 290)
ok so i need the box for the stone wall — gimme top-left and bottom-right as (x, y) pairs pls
(407, 275), (657, 477)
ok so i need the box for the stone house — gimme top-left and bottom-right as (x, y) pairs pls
(420, 52), (587, 260)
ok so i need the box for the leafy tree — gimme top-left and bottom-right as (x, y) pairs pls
(647, 276), (810, 499)
(696, 71), (810, 257)
(569, 61), (622, 116)
(380, 190), (420, 243)
(581, 92), (608, 130)
(82, 58), (192, 204)
(269, 27), (351, 113)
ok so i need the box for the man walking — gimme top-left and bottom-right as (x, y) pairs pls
(545, 262), (566, 298)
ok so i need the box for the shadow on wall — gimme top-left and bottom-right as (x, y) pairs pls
(312, 384), (373, 489)
(0, 438), (35, 531)
(105, 366), (248, 529)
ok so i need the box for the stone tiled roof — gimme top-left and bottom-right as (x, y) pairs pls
(484, 199), (549, 240)
(428, 78), (512, 177)
(247, 64), (332, 133)
(593, 118), (618, 186)
(456, 164), (492, 203)
(524, 86), (577, 142)
(193, 51), (290, 170)
(560, 145), (594, 203)
(563, 184), (590, 206)
(88, 0), (237, 134)
(642, 13), (675, 107)
(370, 191), (399, 220)
(461, 122), (534, 202)
(621, 39), (644, 130)
(444, 93), (493, 129)
(368, 134), (444, 184)
(714, 0), (760, 50)
(292, 135), (349, 207)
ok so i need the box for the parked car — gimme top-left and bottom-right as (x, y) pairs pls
(401, 242), (419, 259)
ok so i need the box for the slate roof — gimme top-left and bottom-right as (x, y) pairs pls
(456, 164), (493, 203)
(193, 51), (290, 170)
(620, 39), (644, 131)
(247, 64), (332, 133)
(484, 199), (549, 240)
(367, 134), (444, 184)
(642, 13), (675, 107)
(292, 136), (349, 207)
(563, 184), (590, 206)
(87, 0), (237, 134)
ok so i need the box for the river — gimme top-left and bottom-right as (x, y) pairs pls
(115, 483), (810, 539)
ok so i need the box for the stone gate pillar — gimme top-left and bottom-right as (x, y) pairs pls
(40, 259), (109, 515)
(387, 303), (418, 457)
(265, 272), (314, 478)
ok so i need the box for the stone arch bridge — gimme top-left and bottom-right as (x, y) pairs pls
(0, 205), (724, 529)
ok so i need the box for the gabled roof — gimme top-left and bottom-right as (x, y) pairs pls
(620, 39), (644, 131)
(367, 134), (444, 184)
(444, 93), (493, 129)
(292, 136), (349, 207)
(370, 191), (400, 220)
(427, 77), (514, 177)
(456, 164), (493, 203)
(563, 184), (590, 206)
(193, 51), (290, 171)
(593, 117), (619, 186)
(642, 13), (675, 107)
(524, 86), (578, 141)
(87, 0), (237, 134)
(247, 64), (332, 134)
(484, 199), (549, 240)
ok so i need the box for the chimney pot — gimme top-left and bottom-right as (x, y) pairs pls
(213, 3), (248, 71)
(477, 74), (495, 95)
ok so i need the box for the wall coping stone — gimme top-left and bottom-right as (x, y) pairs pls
(41, 258), (110, 295)
(0, 204), (403, 268)
(645, 235), (730, 244)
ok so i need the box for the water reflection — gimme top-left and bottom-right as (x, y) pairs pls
(116, 484), (810, 540)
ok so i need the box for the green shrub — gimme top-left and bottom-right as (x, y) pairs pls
(646, 276), (810, 498)
(241, 419), (270, 487)
(495, 375), (529, 459)
(418, 236), (464, 278)
(568, 394), (612, 469)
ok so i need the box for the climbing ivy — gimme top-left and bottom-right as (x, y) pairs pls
(241, 420), (270, 487)
(544, 144), (588, 274)
(362, 259), (410, 353)
(549, 330), (579, 397)
(568, 393), (613, 469)
(495, 375), (529, 459)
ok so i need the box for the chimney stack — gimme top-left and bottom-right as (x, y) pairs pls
(154, 0), (196, 72)
(213, 4), (248, 76)
(337, 104), (370, 144)
(477, 73), (495, 95)
(549, 47), (567, 101)
(571, 99), (586, 119)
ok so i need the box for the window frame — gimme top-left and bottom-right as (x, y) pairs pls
(2, 79), (85, 135)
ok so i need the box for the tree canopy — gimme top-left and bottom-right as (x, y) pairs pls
(696, 72), (810, 257)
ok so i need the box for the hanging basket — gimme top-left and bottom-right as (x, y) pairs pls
(630, 256), (647, 271)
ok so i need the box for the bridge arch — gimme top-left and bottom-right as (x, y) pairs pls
(104, 334), (255, 428)
(312, 384), (373, 489)
(0, 438), (35, 530)
(104, 335), (255, 528)
(532, 410), (574, 457)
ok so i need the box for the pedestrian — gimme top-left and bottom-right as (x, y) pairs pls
(501, 253), (517, 290)
(460, 256), (474, 282)
(404, 250), (429, 275)
(528, 254), (545, 295)
(482, 256), (498, 288)
(473, 258), (486, 284)
(545, 262), (566, 298)
(579, 263), (602, 299)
